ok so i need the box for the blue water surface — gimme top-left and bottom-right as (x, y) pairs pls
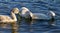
(0, 0), (60, 33)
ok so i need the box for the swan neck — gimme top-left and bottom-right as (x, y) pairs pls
(11, 12), (17, 21)
(29, 12), (33, 17)
(50, 11), (55, 17)
(49, 11), (55, 20)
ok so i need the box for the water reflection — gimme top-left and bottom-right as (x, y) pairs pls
(26, 19), (56, 32)
(0, 18), (58, 33)
(17, 19), (50, 33)
(11, 22), (18, 33)
(48, 17), (55, 26)
(24, 19), (33, 32)
(0, 22), (18, 33)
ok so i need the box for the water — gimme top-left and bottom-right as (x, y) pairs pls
(0, 0), (60, 33)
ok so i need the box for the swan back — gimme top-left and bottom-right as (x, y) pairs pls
(12, 8), (19, 14)
(21, 7), (29, 11)
(20, 7), (33, 18)
(21, 7), (30, 14)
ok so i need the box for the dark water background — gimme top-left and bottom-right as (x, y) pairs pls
(0, 0), (60, 33)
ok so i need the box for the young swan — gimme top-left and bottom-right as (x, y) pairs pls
(0, 8), (19, 23)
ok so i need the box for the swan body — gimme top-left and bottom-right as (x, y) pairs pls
(31, 13), (50, 20)
(20, 7), (56, 20)
(0, 8), (19, 22)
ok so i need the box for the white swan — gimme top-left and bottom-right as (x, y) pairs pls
(0, 8), (19, 22)
(20, 7), (56, 20)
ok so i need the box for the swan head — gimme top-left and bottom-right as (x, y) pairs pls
(50, 11), (56, 17)
(12, 8), (19, 14)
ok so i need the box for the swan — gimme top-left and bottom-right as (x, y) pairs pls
(20, 7), (33, 19)
(20, 7), (56, 20)
(0, 8), (19, 23)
